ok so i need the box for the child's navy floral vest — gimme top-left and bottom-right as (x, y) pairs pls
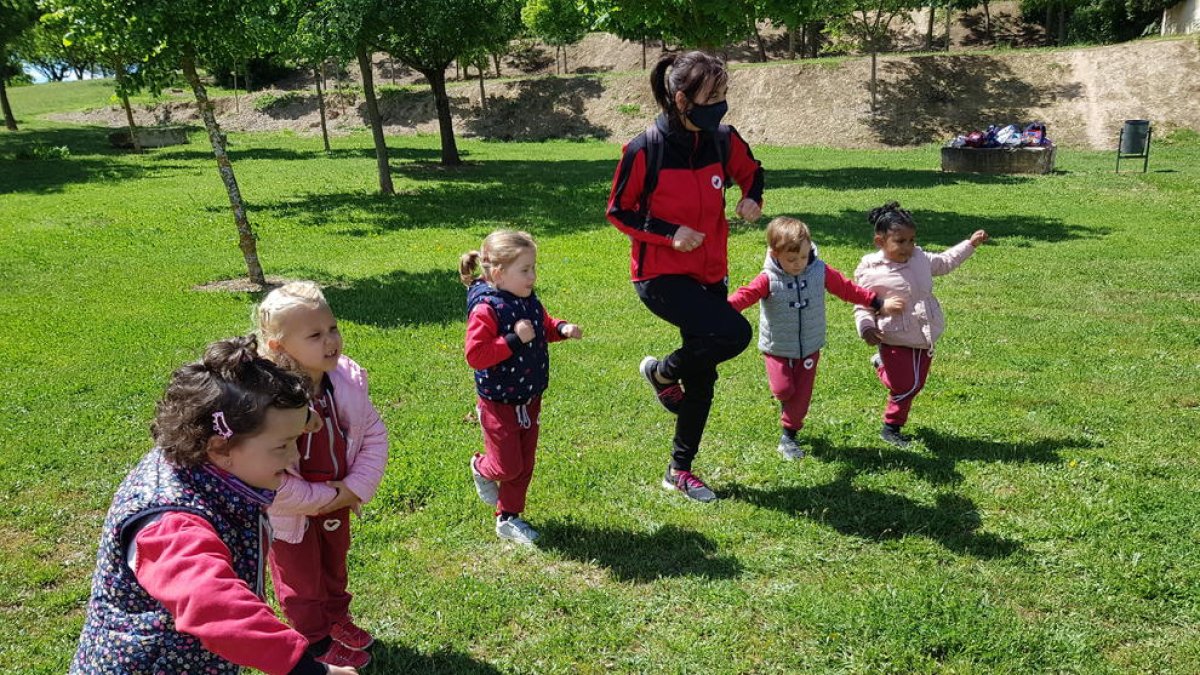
(468, 280), (551, 404)
(71, 448), (272, 674)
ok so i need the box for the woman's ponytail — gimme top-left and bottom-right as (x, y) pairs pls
(650, 54), (678, 116)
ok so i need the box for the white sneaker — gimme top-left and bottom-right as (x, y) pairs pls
(870, 353), (883, 370)
(495, 516), (540, 544)
(470, 454), (498, 506)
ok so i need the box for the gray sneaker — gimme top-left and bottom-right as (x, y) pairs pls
(870, 353), (883, 370)
(661, 468), (717, 503)
(470, 454), (498, 506)
(777, 434), (806, 461)
(495, 516), (540, 544)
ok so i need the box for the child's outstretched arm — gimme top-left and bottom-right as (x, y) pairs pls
(727, 272), (770, 312)
(543, 307), (582, 341)
(927, 230), (987, 276)
(132, 512), (332, 675)
(825, 265), (905, 315)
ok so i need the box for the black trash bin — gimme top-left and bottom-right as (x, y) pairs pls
(1116, 119), (1152, 173)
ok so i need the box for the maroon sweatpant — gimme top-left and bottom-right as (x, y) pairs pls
(475, 396), (541, 515)
(764, 351), (821, 432)
(876, 345), (933, 426)
(268, 507), (352, 643)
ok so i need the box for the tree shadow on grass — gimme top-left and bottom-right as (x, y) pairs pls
(725, 469), (1021, 558)
(0, 125), (192, 195)
(259, 157), (613, 237)
(536, 521), (743, 583)
(319, 268), (464, 328)
(767, 166), (1036, 191)
(764, 207), (1107, 248)
(369, 642), (501, 674)
(153, 145), (444, 163)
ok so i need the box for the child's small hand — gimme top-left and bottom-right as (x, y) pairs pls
(559, 323), (583, 340)
(970, 230), (989, 247)
(735, 199), (762, 223)
(672, 225), (705, 252)
(514, 319), (535, 343)
(862, 327), (884, 346)
(326, 666), (358, 675)
(319, 481), (362, 515)
(880, 296), (905, 316)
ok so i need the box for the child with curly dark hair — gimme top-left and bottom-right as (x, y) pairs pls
(72, 336), (359, 675)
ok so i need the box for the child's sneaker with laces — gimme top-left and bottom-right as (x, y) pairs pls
(470, 454), (499, 506)
(640, 356), (684, 414)
(870, 353), (883, 370)
(881, 423), (912, 448)
(661, 467), (717, 502)
(316, 640), (372, 669)
(330, 619), (374, 651)
(495, 516), (540, 544)
(777, 434), (806, 461)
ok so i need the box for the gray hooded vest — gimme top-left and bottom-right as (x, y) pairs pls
(757, 248), (827, 359)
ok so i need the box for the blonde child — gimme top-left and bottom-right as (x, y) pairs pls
(72, 335), (358, 675)
(256, 282), (389, 669)
(460, 230), (582, 545)
(853, 201), (988, 446)
(729, 217), (903, 459)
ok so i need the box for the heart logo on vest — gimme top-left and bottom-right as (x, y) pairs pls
(711, 174), (723, 189)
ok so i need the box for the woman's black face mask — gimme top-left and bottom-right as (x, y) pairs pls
(686, 100), (728, 132)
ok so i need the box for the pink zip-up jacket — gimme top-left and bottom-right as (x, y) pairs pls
(267, 355), (389, 543)
(853, 240), (977, 350)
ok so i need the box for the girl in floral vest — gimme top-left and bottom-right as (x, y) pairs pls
(729, 217), (904, 459)
(854, 202), (989, 447)
(460, 230), (583, 545)
(72, 335), (358, 675)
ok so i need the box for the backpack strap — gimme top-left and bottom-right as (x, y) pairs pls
(715, 124), (731, 191)
(640, 123), (664, 227)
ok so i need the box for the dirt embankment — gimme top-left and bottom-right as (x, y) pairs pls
(52, 36), (1200, 150)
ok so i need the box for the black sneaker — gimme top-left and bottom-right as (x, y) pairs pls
(881, 423), (912, 447)
(640, 356), (683, 414)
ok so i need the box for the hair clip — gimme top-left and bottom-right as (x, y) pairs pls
(211, 411), (234, 439)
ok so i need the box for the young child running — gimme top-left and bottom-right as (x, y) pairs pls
(729, 216), (904, 459)
(256, 281), (389, 669)
(72, 335), (359, 675)
(461, 230), (582, 545)
(853, 201), (988, 447)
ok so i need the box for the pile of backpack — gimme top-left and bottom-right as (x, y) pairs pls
(947, 122), (1051, 149)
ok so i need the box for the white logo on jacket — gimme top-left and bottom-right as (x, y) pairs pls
(711, 174), (723, 189)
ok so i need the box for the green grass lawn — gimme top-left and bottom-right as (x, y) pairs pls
(1, 82), (1198, 672)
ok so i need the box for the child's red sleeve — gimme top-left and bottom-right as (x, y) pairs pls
(825, 265), (878, 307)
(132, 512), (311, 675)
(727, 273), (770, 312)
(465, 303), (518, 370)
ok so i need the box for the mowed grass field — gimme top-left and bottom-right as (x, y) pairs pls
(1, 79), (1198, 672)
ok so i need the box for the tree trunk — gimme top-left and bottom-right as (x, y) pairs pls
(787, 26), (796, 60)
(455, 58), (461, 80)
(356, 45), (394, 195)
(1046, 4), (1054, 44)
(983, 0), (992, 38)
(926, 4), (936, 50)
(944, 2), (951, 50)
(563, 45), (569, 73)
(120, 92), (141, 154)
(869, 48), (878, 114)
(642, 36), (648, 69)
(390, 56), (396, 86)
(233, 67), (239, 113)
(0, 50), (17, 131)
(493, 52), (502, 77)
(478, 66), (486, 109)
(1057, 5), (1067, 44)
(753, 22), (768, 62)
(423, 68), (461, 166)
(314, 67), (331, 153)
(180, 49), (266, 286)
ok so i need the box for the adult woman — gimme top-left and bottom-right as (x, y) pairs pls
(606, 51), (764, 502)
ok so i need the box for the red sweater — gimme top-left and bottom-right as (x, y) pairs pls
(465, 302), (567, 371)
(728, 265), (878, 312)
(607, 117), (764, 284)
(133, 513), (319, 675)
